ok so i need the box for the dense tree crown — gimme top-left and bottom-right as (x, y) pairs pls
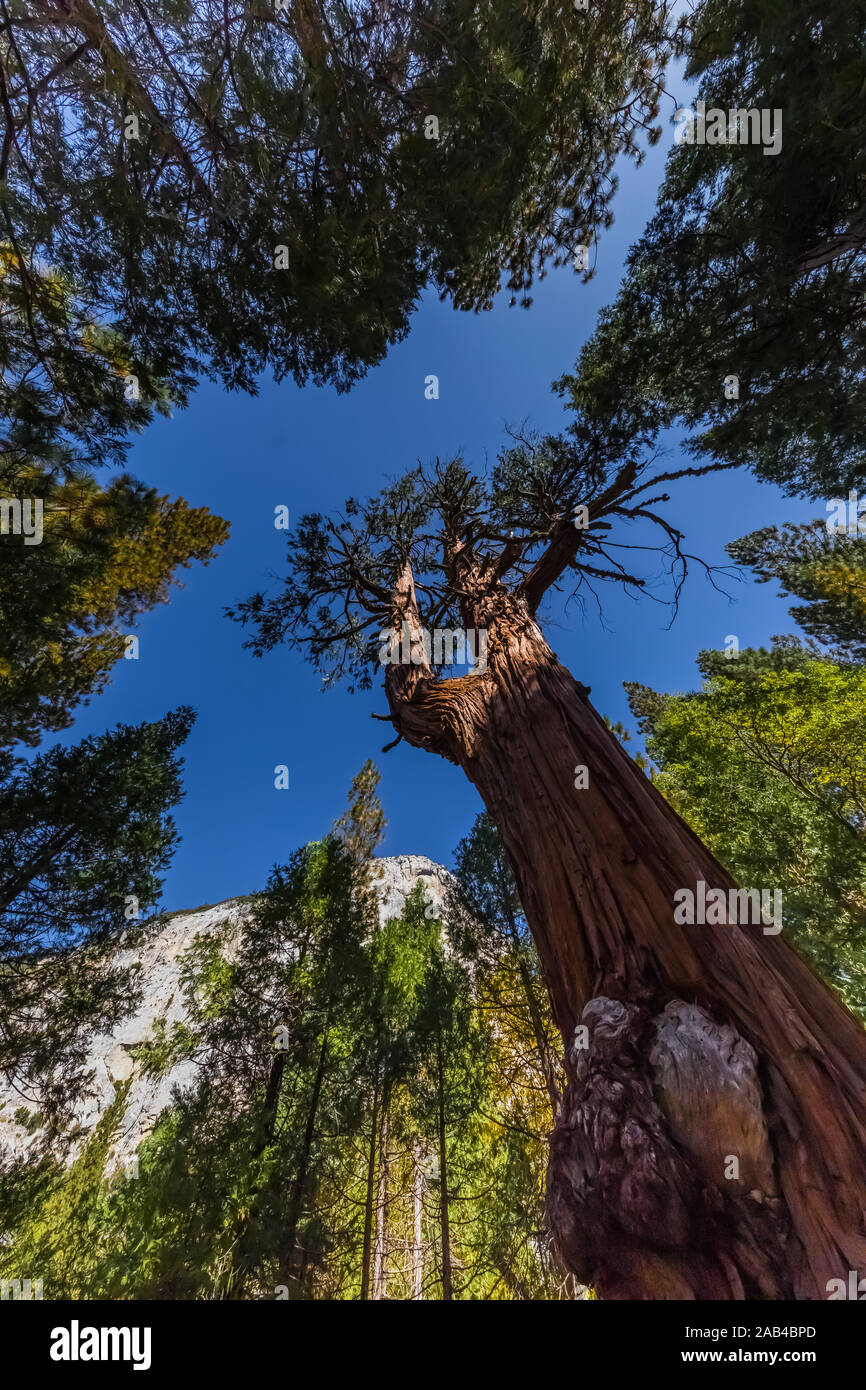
(230, 437), (720, 696)
(728, 522), (866, 666)
(0, 0), (678, 442)
(557, 0), (866, 498)
(0, 471), (228, 747)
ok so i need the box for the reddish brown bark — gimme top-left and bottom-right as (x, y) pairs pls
(384, 566), (866, 1300)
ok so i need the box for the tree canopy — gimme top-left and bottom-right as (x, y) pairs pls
(0, 469), (228, 747)
(727, 521), (866, 665)
(556, 0), (866, 498)
(0, 0), (679, 422)
(0, 705), (195, 1124)
(230, 436), (725, 699)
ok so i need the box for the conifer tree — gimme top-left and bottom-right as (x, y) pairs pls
(0, 470), (228, 746)
(627, 644), (866, 1020)
(0, 706), (196, 1124)
(0, 0), (679, 408)
(232, 440), (866, 1298)
(450, 811), (562, 1116)
(556, 0), (866, 498)
(727, 522), (866, 665)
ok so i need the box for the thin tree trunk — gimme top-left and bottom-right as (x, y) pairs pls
(224, 957), (313, 1297)
(506, 914), (561, 1119)
(227, 1049), (286, 1299)
(437, 1037), (453, 1301)
(373, 1102), (389, 1299)
(412, 1146), (424, 1300)
(359, 1068), (379, 1301)
(281, 1026), (330, 1290)
(386, 580), (866, 1299)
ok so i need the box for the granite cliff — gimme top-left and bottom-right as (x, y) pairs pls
(0, 855), (452, 1174)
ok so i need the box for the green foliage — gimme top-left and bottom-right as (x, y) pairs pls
(0, 243), (228, 746)
(0, 0), (679, 428)
(0, 707), (195, 1121)
(557, 0), (866, 498)
(627, 643), (866, 1018)
(728, 522), (866, 665)
(333, 758), (386, 866)
(449, 812), (561, 1112)
(0, 468), (228, 747)
(0, 1080), (132, 1299)
(0, 786), (567, 1297)
(231, 441), (727, 691)
(0, 248), (170, 474)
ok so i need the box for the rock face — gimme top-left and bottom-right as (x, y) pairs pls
(0, 855), (452, 1174)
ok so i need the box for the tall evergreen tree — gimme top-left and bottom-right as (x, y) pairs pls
(557, 0), (866, 498)
(0, 832), (571, 1297)
(124, 763), (385, 1297)
(408, 938), (488, 1300)
(232, 441), (866, 1299)
(0, 469), (228, 746)
(449, 812), (561, 1116)
(0, 0), (679, 413)
(727, 522), (866, 665)
(0, 706), (195, 1124)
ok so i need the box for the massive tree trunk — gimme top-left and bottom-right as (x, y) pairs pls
(385, 569), (866, 1300)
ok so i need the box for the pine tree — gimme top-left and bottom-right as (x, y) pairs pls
(556, 0), (866, 499)
(0, 469), (228, 746)
(0, 706), (196, 1125)
(127, 764), (385, 1297)
(727, 522), (866, 664)
(0, 0), (679, 412)
(408, 920), (489, 1300)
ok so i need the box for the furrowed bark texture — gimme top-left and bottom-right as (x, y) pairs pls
(385, 572), (866, 1300)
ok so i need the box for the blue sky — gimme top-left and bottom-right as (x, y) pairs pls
(58, 95), (817, 913)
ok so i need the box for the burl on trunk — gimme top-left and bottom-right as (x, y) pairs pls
(385, 568), (866, 1301)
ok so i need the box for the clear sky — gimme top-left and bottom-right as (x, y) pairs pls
(56, 94), (816, 913)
